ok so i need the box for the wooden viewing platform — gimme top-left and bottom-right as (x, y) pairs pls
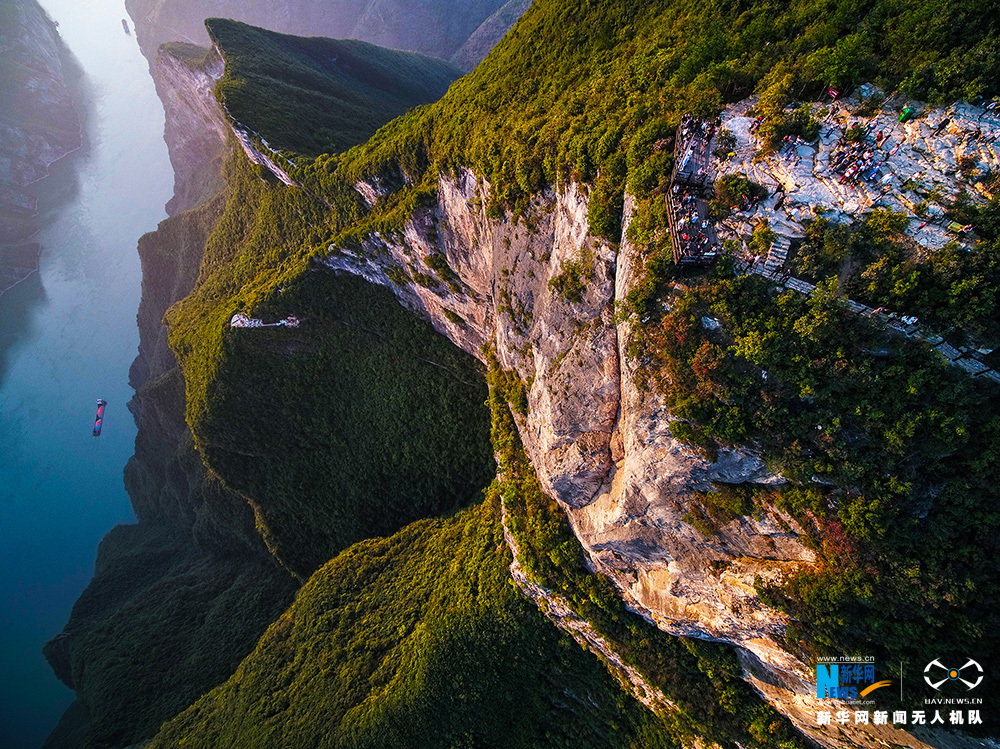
(666, 117), (719, 265)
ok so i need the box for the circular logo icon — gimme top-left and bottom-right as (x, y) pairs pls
(924, 659), (983, 690)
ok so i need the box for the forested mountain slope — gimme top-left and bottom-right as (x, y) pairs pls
(49, 1), (1000, 746)
(205, 18), (460, 157)
(163, 0), (1000, 736)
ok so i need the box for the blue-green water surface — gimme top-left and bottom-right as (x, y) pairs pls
(0, 2), (173, 745)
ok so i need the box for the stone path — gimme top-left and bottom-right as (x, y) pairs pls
(759, 234), (791, 279)
(745, 259), (1000, 383)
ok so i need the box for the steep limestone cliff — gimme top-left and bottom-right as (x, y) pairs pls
(0, 0), (83, 293)
(579, 194), (811, 664)
(326, 171), (621, 506)
(321, 167), (981, 749)
(329, 172), (788, 631)
(150, 43), (226, 215)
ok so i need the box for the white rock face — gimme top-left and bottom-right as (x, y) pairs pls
(153, 42), (298, 205)
(228, 123), (297, 187)
(571, 191), (812, 669)
(152, 44), (228, 214)
(326, 170), (621, 505)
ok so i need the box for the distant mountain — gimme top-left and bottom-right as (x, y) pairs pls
(125, 0), (523, 70)
(205, 18), (460, 157)
(348, 0), (510, 60)
(0, 0), (82, 294)
(449, 0), (531, 71)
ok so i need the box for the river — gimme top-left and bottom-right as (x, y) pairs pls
(0, 1), (173, 746)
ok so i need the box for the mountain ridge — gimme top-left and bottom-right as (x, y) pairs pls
(46, 1), (1000, 745)
(124, 0), (522, 70)
(204, 18), (461, 158)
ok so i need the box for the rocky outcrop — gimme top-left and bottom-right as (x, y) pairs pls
(227, 122), (296, 187)
(151, 43), (227, 215)
(326, 170), (621, 509)
(501, 496), (675, 715)
(575, 194), (811, 660)
(0, 0), (83, 293)
(713, 92), (1000, 254)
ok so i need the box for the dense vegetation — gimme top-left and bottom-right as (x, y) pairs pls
(160, 40), (214, 69)
(164, 145), (364, 438)
(137, 369), (805, 749)
(51, 27), (484, 745)
(621, 265), (1000, 699)
(199, 269), (495, 576)
(793, 208), (1000, 344)
(206, 18), (459, 157)
(146, 496), (683, 749)
(714, 174), (768, 214)
(309, 0), (1000, 236)
(50, 522), (297, 749)
(167, 156), (493, 579)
